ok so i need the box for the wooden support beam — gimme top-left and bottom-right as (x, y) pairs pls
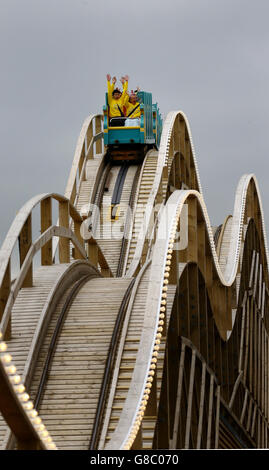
(0, 261), (11, 340)
(73, 220), (84, 260)
(187, 197), (198, 263)
(199, 275), (208, 363)
(167, 300), (180, 437)
(197, 218), (206, 278)
(184, 349), (196, 448)
(240, 388), (249, 425)
(88, 241), (99, 267)
(170, 342), (186, 449)
(18, 214), (33, 287)
(206, 374), (214, 448)
(40, 197), (52, 265)
(178, 270), (189, 338)
(179, 119), (186, 174)
(196, 361), (206, 449)
(188, 264), (200, 350)
(86, 123), (94, 159)
(179, 153), (186, 187)
(215, 386), (220, 449)
(58, 200), (70, 263)
(264, 333), (269, 421)
(173, 116), (180, 151)
(156, 337), (171, 449)
(229, 371), (243, 410)
(0, 360), (44, 449)
(78, 146), (86, 184)
(95, 116), (102, 154)
(246, 397), (253, 432)
(238, 294), (247, 373)
(243, 297), (250, 385)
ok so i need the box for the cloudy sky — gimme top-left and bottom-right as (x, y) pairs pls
(1, 0), (269, 248)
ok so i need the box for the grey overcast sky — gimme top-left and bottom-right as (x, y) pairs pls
(1, 0), (269, 247)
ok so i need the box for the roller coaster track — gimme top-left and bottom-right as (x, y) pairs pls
(0, 111), (269, 450)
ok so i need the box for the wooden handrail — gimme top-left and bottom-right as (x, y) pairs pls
(0, 193), (86, 340)
(64, 114), (103, 206)
(0, 226), (87, 338)
(0, 193), (82, 284)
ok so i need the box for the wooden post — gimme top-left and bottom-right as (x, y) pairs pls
(179, 119), (186, 165)
(188, 264), (200, 350)
(73, 220), (84, 260)
(196, 362), (206, 448)
(188, 197), (198, 263)
(156, 352), (170, 449)
(18, 214), (33, 287)
(88, 240), (99, 267)
(184, 349), (196, 448)
(199, 277), (208, 363)
(0, 261), (11, 339)
(95, 116), (102, 155)
(170, 342), (185, 448)
(215, 385), (220, 449)
(78, 144), (86, 183)
(206, 374), (214, 448)
(59, 201), (70, 263)
(87, 122), (94, 159)
(41, 197), (52, 265)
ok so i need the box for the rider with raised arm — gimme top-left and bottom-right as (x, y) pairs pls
(124, 89), (141, 127)
(106, 74), (129, 125)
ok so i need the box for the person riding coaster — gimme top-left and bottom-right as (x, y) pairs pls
(124, 90), (141, 127)
(106, 74), (128, 127)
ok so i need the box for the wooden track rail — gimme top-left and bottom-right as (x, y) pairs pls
(1, 109), (269, 450)
(89, 277), (136, 449)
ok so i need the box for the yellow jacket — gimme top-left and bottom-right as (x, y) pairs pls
(125, 101), (141, 118)
(107, 80), (128, 117)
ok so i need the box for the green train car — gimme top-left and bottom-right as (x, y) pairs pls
(103, 91), (162, 160)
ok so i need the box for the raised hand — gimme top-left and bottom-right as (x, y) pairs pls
(112, 76), (117, 84)
(124, 75), (129, 81)
(106, 73), (111, 81)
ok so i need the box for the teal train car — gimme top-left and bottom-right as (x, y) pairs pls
(103, 91), (162, 160)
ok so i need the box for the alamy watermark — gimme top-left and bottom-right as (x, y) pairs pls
(79, 201), (188, 250)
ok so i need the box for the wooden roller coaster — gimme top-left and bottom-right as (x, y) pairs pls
(0, 110), (269, 450)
